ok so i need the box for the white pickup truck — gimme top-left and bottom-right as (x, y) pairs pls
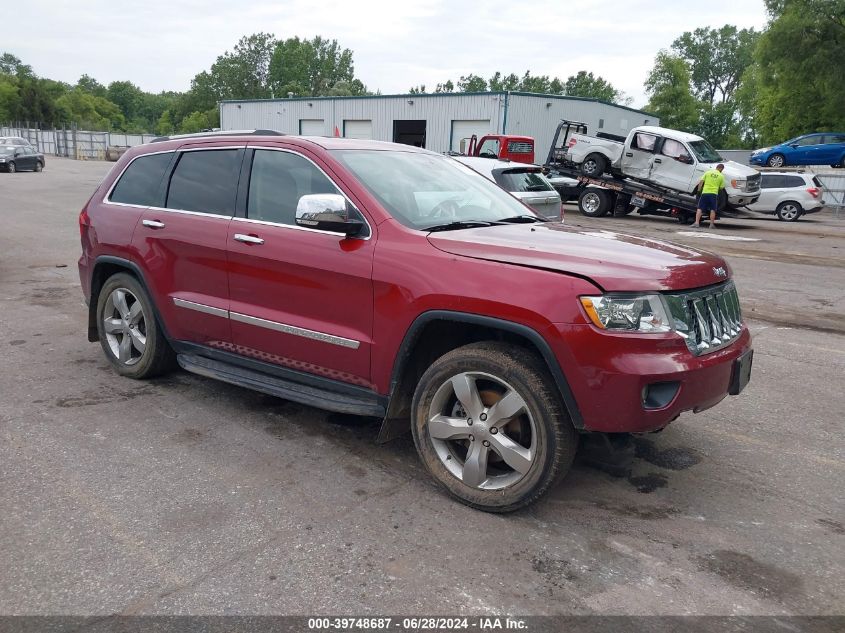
(564, 125), (761, 209)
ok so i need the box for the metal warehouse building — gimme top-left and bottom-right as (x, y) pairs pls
(219, 92), (658, 159)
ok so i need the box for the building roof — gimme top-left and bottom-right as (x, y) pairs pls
(220, 90), (658, 118)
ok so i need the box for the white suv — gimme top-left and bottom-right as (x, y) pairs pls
(747, 172), (825, 221)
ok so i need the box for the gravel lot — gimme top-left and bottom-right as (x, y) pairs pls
(1, 158), (843, 617)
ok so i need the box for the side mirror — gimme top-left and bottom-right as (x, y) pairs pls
(295, 194), (364, 237)
(789, 143), (799, 149)
(14, 149), (22, 157)
(676, 154), (693, 164)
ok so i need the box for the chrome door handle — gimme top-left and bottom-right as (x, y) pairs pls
(625, 152), (633, 157)
(233, 233), (264, 245)
(654, 158), (662, 163)
(142, 219), (165, 229)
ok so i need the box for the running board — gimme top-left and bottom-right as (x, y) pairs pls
(177, 353), (386, 417)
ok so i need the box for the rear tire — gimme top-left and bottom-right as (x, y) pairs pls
(580, 154), (608, 177)
(776, 200), (802, 222)
(96, 272), (175, 379)
(578, 188), (612, 217)
(411, 342), (578, 513)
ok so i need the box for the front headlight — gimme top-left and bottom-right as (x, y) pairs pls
(730, 178), (746, 189)
(0, 158), (5, 162)
(580, 294), (672, 333)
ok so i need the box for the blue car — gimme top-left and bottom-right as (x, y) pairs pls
(750, 132), (845, 168)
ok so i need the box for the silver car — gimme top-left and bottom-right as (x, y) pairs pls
(453, 156), (563, 220)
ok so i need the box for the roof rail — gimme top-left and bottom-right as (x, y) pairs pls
(150, 129), (284, 143)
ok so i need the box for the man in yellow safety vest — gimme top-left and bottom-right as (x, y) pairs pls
(692, 163), (725, 228)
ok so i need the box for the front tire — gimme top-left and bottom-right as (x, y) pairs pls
(776, 200), (802, 222)
(7, 161), (16, 173)
(767, 153), (785, 168)
(34, 161), (43, 172)
(411, 342), (578, 513)
(96, 272), (174, 378)
(580, 154), (608, 177)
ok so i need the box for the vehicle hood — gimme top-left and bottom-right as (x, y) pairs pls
(427, 223), (731, 292)
(699, 160), (758, 179)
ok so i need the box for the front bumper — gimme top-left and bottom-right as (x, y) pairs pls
(549, 323), (753, 433)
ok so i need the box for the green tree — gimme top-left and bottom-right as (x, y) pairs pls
(644, 51), (701, 132)
(487, 72), (520, 91)
(269, 35), (364, 97)
(55, 89), (125, 130)
(178, 110), (213, 134)
(107, 81), (144, 121)
(755, 0), (845, 143)
(519, 71), (552, 93)
(672, 25), (759, 106)
(0, 76), (21, 121)
(408, 84), (427, 94)
(76, 74), (107, 98)
(457, 74), (487, 92)
(564, 71), (627, 103)
(0, 53), (32, 77)
(435, 80), (454, 93)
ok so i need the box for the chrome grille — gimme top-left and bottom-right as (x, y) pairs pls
(746, 173), (761, 193)
(664, 281), (743, 355)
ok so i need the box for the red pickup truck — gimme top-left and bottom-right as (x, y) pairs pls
(460, 134), (536, 164)
(78, 131), (752, 512)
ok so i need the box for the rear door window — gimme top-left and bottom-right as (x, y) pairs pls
(495, 169), (553, 192)
(109, 152), (174, 206)
(166, 149), (241, 215)
(761, 175), (785, 189)
(782, 175), (805, 188)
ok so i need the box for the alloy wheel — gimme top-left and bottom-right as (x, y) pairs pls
(102, 287), (147, 365)
(426, 371), (536, 490)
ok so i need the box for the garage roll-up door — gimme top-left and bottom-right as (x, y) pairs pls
(299, 119), (325, 136)
(344, 120), (373, 140)
(451, 120), (493, 152)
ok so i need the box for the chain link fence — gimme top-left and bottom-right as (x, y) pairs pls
(1, 125), (156, 160)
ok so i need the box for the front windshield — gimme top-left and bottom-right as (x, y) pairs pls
(497, 169), (554, 192)
(688, 140), (723, 163)
(333, 150), (537, 230)
(0, 146), (16, 154)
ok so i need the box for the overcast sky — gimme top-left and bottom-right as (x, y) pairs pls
(7, 0), (768, 108)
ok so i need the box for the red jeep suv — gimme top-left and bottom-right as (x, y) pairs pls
(78, 131), (753, 512)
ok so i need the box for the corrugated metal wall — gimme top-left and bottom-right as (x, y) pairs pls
(219, 93), (657, 158)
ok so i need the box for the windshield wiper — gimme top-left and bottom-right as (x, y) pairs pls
(423, 220), (497, 232)
(497, 215), (550, 223)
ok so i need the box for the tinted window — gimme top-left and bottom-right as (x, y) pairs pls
(248, 150), (340, 225)
(166, 150), (241, 215)
(496, 169), (553, 192)
(782, 175), (805, 188)
(793, 135), (821, 147)
(631, 133), (657, 152)
(760, 175), (783, 189)
(823, 134), (845, 144)
(110, 152), (173, 206)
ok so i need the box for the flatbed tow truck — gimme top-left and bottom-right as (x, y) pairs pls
(544, 120), (734, 224)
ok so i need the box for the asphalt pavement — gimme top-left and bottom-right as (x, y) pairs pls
(1, 159), (843, 617)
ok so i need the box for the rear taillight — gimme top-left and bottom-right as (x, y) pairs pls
(807, 187), (820, 198)
(79, 208), (90, 239)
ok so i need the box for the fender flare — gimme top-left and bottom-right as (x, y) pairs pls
(378, 310), (584, 442)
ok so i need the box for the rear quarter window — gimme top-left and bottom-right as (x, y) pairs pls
(783, 175), (805, 188)
(109, 152), (173, 206)
(496, 170), (553, 192)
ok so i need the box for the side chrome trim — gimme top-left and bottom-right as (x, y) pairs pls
(230, 311), (361, 349)
(171, 297), (361, 350)
(173, 298), (229, 319)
